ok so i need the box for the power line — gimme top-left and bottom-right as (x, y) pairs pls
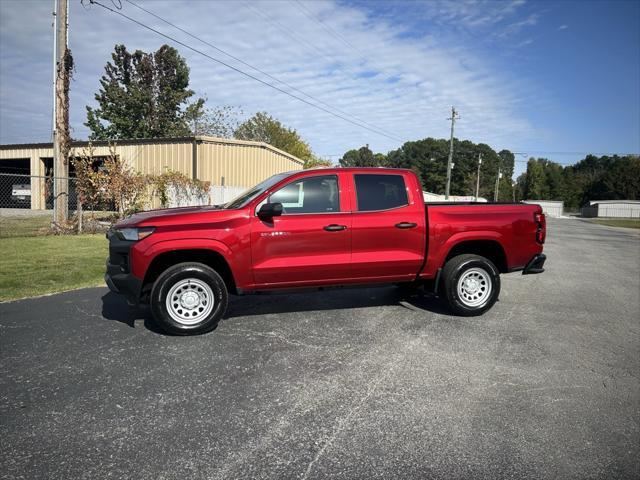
(242, 2), (345, 72)
(86, 0), (404, 143)
(123, 0), (398, 142)
(512, 150), (639, 156)
(242, 1), (379, 95)
(316, 151), (637, 159)
(291, 0), (364, 57)
(514, 159), (574, 164)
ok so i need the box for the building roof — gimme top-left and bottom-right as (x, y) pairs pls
(0, 135), (304, 165)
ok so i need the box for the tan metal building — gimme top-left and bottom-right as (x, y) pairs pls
(0, 136), (304, 209)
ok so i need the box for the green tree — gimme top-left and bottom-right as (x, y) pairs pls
(184, 99), (242, 138)
(235, 112), (312, 161)
(339, 145), (386, 167)
(385, 138), (514, 199)
(583, 155), (640, 202)
(494, 149), (516, 202)
(522, 158), (550, 199)
(560, 168), (583, 210)
(448, 139), (476, 196)
(86, 44), (197, 139)
(387, 138), (448, 193)
(303, 155), (333, 169)
(516, 154), (639, 210)
(515, 173), (526, 201)
(545, 161), (565, 199)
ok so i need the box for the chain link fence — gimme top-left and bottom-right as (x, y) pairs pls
(0, 173), (248, 214)
(0, 173), (251, 237)
(0, 173), (84, 212)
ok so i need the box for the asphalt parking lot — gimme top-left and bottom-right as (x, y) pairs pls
(1, 218), (639, 479)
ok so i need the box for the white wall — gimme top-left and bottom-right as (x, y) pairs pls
(209, 185), (246, 206)
(423, 191), (488, 202)
(523, 200), (564, 218)
(595, 203), (640, 218)
(166, 185), (246, 208)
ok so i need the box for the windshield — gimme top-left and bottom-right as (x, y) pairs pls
(223, 172), (292, 209)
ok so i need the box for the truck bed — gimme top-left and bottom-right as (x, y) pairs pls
(420, 201), (543, 278)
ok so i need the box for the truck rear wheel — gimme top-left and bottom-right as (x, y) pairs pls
(441, 254), (500, 316)
(150, 262), (228, 335)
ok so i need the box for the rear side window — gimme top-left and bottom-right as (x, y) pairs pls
(355, 174), (408, 211)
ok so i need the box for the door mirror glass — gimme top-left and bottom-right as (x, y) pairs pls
(257, 202), (283, 219)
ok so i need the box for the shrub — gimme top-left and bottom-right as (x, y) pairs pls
(151, 170), (210, 208)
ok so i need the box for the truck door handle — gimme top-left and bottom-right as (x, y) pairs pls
(395, 222), (417, 229)
(324, 224), (347, 232)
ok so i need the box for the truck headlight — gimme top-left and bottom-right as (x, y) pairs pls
(115, 227), (155, 241)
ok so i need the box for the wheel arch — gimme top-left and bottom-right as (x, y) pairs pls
(142, 249), (237, 298)
(443, 239), (508, 273)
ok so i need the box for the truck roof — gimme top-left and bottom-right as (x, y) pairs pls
(300, 167), (414, 174)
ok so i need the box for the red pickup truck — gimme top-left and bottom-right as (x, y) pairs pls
(106, 168), (546, 335)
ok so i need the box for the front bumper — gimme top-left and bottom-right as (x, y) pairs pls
(105, 261), (142, 303)
(523, 253), (546, 275)
(105, 229), (142, 304)
(105, 259), (143, 304)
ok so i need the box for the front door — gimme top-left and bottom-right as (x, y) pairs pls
(250, 174), (352, 287)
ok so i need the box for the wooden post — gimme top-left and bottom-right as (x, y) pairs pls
(53, 0), (70, 223)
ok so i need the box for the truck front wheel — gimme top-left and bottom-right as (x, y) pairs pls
(150, 262), (228, 335)
(441, 254), (500, 316)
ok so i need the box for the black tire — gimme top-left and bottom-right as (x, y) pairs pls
(441, 254), (500, 316)
(150, 262), (228, 335)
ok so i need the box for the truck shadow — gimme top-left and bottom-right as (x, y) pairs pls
(101, 286), (450, 335)
(227, 286), (450, 318)
(100, 292), (161, 333)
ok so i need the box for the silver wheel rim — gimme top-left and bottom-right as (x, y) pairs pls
(165, 278), (215, 325)
(457, 267), (492, 308)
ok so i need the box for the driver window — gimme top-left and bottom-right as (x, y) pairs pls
(267, 175), (339, 214)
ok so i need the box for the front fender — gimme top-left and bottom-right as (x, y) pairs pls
(131, 237), (235, 280)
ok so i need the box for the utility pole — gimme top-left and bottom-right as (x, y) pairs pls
(445, 106), (459, 200)
(475, 153), (482, 202)
(494, 166), (502, 202)
(53, 0), (70, 223)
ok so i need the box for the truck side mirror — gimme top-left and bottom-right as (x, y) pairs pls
(257, 202), (283, 219)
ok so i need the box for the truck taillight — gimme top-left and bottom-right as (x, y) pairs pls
(535, 213), (546, 244)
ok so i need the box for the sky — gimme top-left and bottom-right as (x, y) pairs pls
(0, 0), (638, 177)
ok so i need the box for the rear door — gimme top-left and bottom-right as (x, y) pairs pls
(250, 173), (352, 287)
(350, 172), (426, 281)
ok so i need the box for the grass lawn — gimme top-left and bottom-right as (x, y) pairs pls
(0, 234), (108, 302)
(587, 218), (640, 229)
(0, 214), (52, 238)
(0, 212), (115, 238)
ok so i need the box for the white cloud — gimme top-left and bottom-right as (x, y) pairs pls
(405, 0), (527, 29)
(0, 0), (539, 158)
(516, 38), (534, 48)
(498, 13), (540, 37)
(558, 24), (569, 30)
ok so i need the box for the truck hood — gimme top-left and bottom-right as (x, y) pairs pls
(115, 205), (231, 228)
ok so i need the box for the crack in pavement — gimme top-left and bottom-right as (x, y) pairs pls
(300, 338), (417, 479)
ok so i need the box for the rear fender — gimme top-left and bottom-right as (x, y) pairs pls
(423, 231), (505, 277)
